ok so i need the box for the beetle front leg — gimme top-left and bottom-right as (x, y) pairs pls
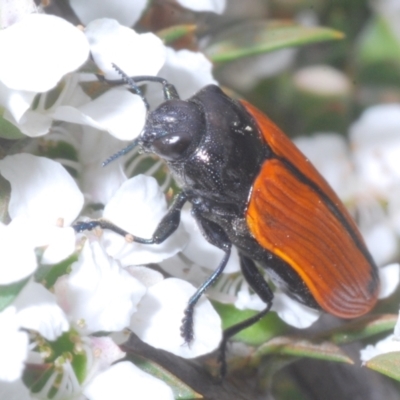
(73, 192), (188, 244)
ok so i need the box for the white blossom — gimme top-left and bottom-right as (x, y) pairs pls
(176, 0), (226, 14)
(84, 361), (174, 400)
(0, 154), (84, 265)
(0, 307), (28, 382)
(14, 281), (69, 341)
(69, 0), (147, 27)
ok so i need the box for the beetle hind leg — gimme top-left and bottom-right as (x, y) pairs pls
(219, 254), (273, 377)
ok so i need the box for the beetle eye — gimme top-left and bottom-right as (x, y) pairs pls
(152, 131), (192, 161)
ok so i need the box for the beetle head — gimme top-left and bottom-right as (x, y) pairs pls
(141, 99), (204, 162)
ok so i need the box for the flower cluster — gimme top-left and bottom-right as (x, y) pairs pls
(0, 1), (226, 398)
(0, 0), (400, 398)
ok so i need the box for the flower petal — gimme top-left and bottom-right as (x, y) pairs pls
(102, 175), (188, 265)
(0, 14), (89, 92)
(74, 127), (128, 205)
(131, 278), (222, 358)
(0, 81), (35, 122)
(272, 291), (321, 328)
(363, 223), (398, 266)
(350, 104), (400, 192)
(0, 0), (37, 29)
(85, 19), (166, 80)
(40, 226), (76, 265)
(176, 0), (226, 14)
(0, 307), (28, 381)
(0, 154), (84, 226)
(14, 281), (69, 340)
(0, 219), (37, 284)
(55, 240), (146, 334)
(83, 361), (174, 400)
(378, 263), (400, 299)
(89, 336), (126, 373)
(0, 379), (30, 400)
(70, 0), (147, 27)
(148, 48), (216, 105)
(54, 87), (147, 140)
(360, 334), (400, 362)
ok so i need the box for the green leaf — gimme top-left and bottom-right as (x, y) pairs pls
(205, 21), (344, 63)
(0, 114), (25, 139)
(0, 173), (11, 224)
(157, 24), (197, 45)
(37, 139), (78, 163)
(0, 277), (30, 312)
(35, 252), (78, 289)
(36, 139), (79, 178)
(255, 336), (353, 364)
(126, 355), (203, 399)
(213, 302), (287, 346)
(365, 352), (400, 381)
(357, 16), (400, 65)
(322, 314), (397, 345)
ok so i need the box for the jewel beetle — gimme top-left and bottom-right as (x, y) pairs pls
(75, 65), (380, 366)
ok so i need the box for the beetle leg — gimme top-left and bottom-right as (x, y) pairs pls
(219, 255), (274, 377)
(181, 210), (232, 344)
(73, 191), (187, 244)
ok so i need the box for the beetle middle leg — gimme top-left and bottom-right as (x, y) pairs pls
(181, 209), (232, 344)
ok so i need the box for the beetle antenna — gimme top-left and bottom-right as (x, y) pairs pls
(111, 64), (150, 111)
(102, 137), (141, 167)
(111, 63), (180, 101)
(102, 65), (181, 167)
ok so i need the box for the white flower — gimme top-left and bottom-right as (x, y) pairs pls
(69, 0), (148, 27)
(272, 291), (321, 328)
(0, 154), (84, 266)
(360, 333), (400, 362)
(360, 309), (400, 362)
(54, 239), (147, 334)
(131, 278), (222, 358)
(0, 307), (28, 382)
(350, 104), (400, 194)
(378, 263), (400, 299)
(100, 175), (188, 266)
(85, 19), (166, 80)
(70, 126), (128, 205)
(0, 379), (30, 400)
(84, 361), (174, 400)
(0, 14), (89, 93)
(67, 18), (168, 140)
(55, 85), (147, 141)
(0, 0), (37, 29)
(14, 281), (69, 341)
(0, 14), (89, 137)
(176, 0), (226, 14)
(147, 48), (217, 106)
(0, 219), (37, 284)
